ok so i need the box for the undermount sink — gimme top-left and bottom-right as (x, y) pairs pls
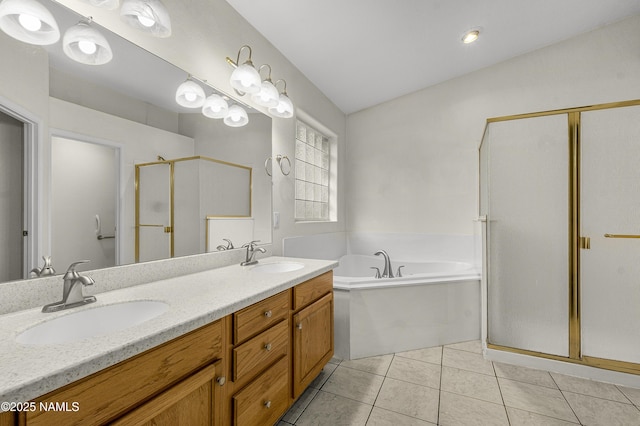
(16, 300), (169, 345)
(251, 262), (305, 274)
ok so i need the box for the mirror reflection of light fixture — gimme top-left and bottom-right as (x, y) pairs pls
(175, 78), (206, 108)
(462, 28), (480, 44)
(120, 0), (171, 38)
(226, 45), (262, 96)
(202, 93), (229, 119)
(63, 20), (113, 65)
(223, 105), (249, 127)
(268, 79), (294, 118)
(0, 0), (60, 45)
(251, 64), (279, 108)
(80, 0), (120, 10)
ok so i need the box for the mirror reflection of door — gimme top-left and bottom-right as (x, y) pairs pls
(0, 111), (24, 281)
(51, 136), (118, 271)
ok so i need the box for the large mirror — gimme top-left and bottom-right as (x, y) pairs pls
(0, 0), (272, 283)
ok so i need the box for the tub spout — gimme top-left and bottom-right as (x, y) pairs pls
(374, 250), (394, 278)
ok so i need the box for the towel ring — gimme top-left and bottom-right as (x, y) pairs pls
(264, 157), (273, 176)
(276, 155), (291, 176)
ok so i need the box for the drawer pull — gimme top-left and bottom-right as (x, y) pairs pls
(216, 376), (226, 386)
(264, 343), (272, 351)
(264, 310), (273, 318)
(264, 400), (272, 409)
(296, 323), (302, 330)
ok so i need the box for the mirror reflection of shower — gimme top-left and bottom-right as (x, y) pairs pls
(51, 136), (119, 271)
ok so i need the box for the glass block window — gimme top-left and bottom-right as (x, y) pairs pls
(295, 120), (330, 221)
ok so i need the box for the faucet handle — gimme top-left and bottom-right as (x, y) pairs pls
(223, 238), (234, 249)
(370, 267), (381, 279)
(63, 260), (91, 279)
(396, 265), (405, 278)
(242, 240), (260, 249)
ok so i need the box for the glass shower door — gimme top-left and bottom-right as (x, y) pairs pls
(484, 114), (570, 356)
(580, 105), (640, 363)
(136, 162), (172, 262)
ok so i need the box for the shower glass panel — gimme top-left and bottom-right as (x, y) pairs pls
(136, 162), (171, 262)
(482, 115), (569, 356)
(580, 105), (640, 364)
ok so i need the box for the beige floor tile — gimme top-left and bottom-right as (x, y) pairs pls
(309, 362), (338, 390)
(506, 407), (580, 425)
(341, 353), (394, 376)
(445, 340), (483, 354)
(438, 391), (509, 426)
(618, 385), (640, 406)
(551, 372), (629, 403)
(386, 356), (441, 389)
(442, 347), (495, 376)
(365, 407), (435, 425)
(395, 346), (443, 365)
(441, 366), (503, 404)
(282, 386), (319, 423)
(329, 356), (342, 365)
(498, 378), (579, 423)
(321, 365), (385, 405)
(296, 390), (372, 426)
(563, 391), (640, 426)
(494, 362), (557, 389)
(375, 377), (439, 424)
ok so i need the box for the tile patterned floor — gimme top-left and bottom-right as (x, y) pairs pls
(278, 341), (640, 426)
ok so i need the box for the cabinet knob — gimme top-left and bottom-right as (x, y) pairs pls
(296, 323), (302, 330)
(264, 343), (272, 351)
(264, 400), (272, 409)
(216, 376), (226, 386)
(264, 310), (272, 318)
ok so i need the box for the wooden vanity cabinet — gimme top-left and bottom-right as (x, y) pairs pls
(20, 319), (226, 426)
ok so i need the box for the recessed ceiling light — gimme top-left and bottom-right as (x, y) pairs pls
(462, 29), (480, 44)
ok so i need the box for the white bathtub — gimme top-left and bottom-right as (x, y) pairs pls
(333, 254), (481, 360)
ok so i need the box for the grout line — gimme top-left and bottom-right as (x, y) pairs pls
(550, 374), (583, 425)
(436, 346), (443, 426)
(492, 360), (512, 425)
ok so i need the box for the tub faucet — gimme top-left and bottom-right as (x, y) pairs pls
(241, 241), (266, 266)
(374, 250), (394, 278)
(42, 260), (96, 313)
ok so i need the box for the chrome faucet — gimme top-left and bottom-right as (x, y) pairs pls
(216, 238), (235, 251)
(374, 250), (394, 278)
(30, 255), (56, 277)
(241, 241), (266, 266)
(42, 260), (96, 313)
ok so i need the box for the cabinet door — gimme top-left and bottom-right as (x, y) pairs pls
(292, 292), (334, 398)
(112, 360), (224, 426)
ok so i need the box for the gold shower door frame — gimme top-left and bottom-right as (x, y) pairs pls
(482, 99), (640, 375)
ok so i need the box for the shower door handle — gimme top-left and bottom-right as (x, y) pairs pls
(579, 236), (591, 249)
(604, 234), (640, 239)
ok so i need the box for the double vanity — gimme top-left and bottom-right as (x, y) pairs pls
(0, 256), (336, 425)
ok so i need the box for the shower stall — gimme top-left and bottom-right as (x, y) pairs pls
(479, 99), (640, 375)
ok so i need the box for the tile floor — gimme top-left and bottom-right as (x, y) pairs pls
(278, 341), (640, 425)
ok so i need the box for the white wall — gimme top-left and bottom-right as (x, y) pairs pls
(58, 0), (348, 255)
(346, 14), (640, 236)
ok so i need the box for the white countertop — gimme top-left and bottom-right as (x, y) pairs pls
(0, 256), (337, 404)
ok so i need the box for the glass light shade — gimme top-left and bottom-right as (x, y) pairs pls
(0, 0), (60, 45)
(268, 93), (294, 118)
(230, 63), (261, 94)
(251, 79), (279, 107)
(462, 29), (480, 44)
(120, 0), (171, 38)
(175, 80), (205, 108)
(63, 22), (113, 65)
(202, 94), (229, 119)
(223, 105), (249, 127)
(80, 0), (120, 10)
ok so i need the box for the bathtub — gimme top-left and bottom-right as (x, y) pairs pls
(333, 254), (481, 360)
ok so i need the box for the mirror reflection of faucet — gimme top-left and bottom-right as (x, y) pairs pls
(30, 256), (56, 278)
(42, 260), (96, 313)
(216, 238), (235, 251)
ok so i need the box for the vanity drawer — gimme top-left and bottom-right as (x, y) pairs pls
(233, 319), (288, 382)
(233, 356), (289, 426)
(234, 290), (290, 344)
(293, 271), (333, 310)
(26, 319), (223, 426)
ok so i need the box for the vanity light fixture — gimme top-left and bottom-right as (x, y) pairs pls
(226, 45), (262, 96)
(175, 77), (205, 108)
(80, 0), (120, 10)
(223, 105), (249, 127)
(202, 93), (229, 119)
(251, 64), (279, 108)
(462, 28), (480, 44)
(0, 0), (60, 45)
(120, 0), (171, 38)
(268, 79), (294, 118)
(63, 19), (113, 65)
